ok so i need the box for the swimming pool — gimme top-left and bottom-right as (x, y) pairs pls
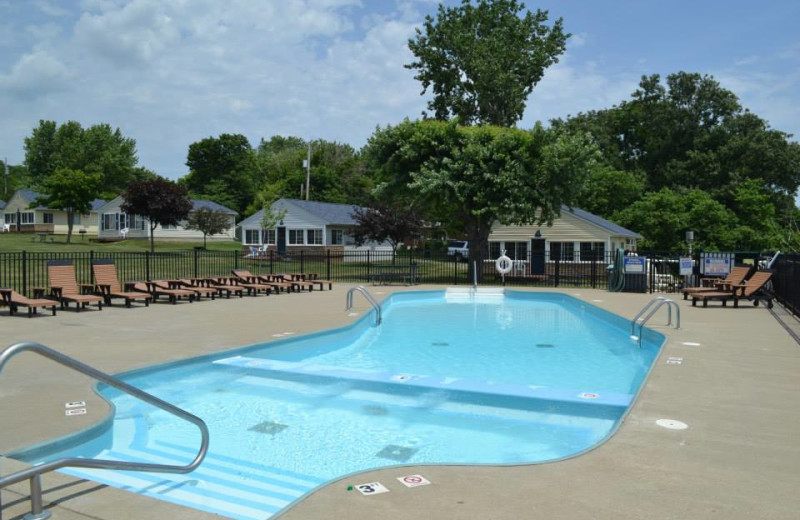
(17, 290), (664, 519)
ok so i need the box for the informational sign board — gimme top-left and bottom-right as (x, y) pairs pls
(623, 256), (645, 274)
(679, 257), (693, 276)
(703, 257), (731, 276)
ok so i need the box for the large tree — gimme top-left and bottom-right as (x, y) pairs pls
(23, 120), (139, 198)
(121, 178), (193, 252)
(184, 133), (257, 216)
(406, 0), (569, 126)
(36, 168), (103, 243)
(559, 71), (800, 251)
(365, 119), (598, 276)
(351, 201), (424, 251)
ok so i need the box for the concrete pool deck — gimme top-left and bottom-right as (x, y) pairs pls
(1, 285), (798, 519)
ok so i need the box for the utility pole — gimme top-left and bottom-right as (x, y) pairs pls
(303, 142), (311, 200)
(3, 157), (7, 197)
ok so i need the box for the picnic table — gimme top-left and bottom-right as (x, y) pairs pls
(366, 263), (418, 285)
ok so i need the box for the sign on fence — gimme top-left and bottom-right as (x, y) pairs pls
(679, 257), (693, 276)
(700, 253), (734, 276)
(623, 256), (645, 274)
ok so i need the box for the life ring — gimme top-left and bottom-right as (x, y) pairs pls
(496, 255), (513, 275)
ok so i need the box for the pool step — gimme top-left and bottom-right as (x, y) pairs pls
(59, 440), (324, 520)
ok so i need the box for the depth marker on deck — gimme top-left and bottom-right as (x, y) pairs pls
(354, 482), (390, 496)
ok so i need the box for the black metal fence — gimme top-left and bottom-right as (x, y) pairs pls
(1, 249), (795, 318)
(770, 253), (799, 317)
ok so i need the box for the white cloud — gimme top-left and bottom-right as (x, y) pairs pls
(0, 50), (72, 98)
(34, 1), (69, 17)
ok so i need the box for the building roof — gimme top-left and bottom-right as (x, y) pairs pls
(284, 199), (360, 225)
(17, 189), (106, 211)
(562, 205), (642, 239)
(192, 200), (237, 215)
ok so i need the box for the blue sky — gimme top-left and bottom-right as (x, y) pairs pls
(1, 0), (798, 180)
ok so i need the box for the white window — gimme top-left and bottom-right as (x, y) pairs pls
(4, 213), (15, 224)
(43, 213), (54, 224)
(245, 229), (260, 245)
(263, 229), (276, 245)
(21, 212), (34, 224)
(102, 213), (118, 231)
(71, 213), (81, 225)
(288, 229), (304, 245)
(306, 229), (323, 245)
(331, 229), (343, 245)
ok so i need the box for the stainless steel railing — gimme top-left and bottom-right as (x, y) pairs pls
(0, 342), (210, 520)
(346, 286), (382, 325)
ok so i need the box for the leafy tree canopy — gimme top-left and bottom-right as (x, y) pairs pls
(23, 120), (139, 198)
(351, 201), (424, 251)
(185, 133), (256, 216)
(185, 207), (231, 248)
(121, 177), (193, 252)
(558, 71), (800, 251)
(407, 0), (569, 126)
(364, 119), (598, 272)
(36, 168), (103, 243)
(1, 160), (30, 201)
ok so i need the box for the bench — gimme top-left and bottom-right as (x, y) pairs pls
(366, 264), (418, 285)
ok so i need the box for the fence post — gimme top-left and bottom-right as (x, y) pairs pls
(300, 250), (305, 274)
(146, 251), (151, 281)
(270, 249), (274, 274)
(193, 248), (199, 278)
(22, 250), (27, 295)
(554, 259), (560, 287)
(590, 251), (597, 289)
(326, 249), (331, 281)
(234, 249), (239, 270)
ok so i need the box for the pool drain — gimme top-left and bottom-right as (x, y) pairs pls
(431, 341), (449, 346)
(535, 343), (555, 348)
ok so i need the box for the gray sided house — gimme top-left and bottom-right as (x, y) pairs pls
(488, 205), (641, 268)
(237, 198), (393, 255)
(1, 189), (105, 234)
(97, 196), (237, 241)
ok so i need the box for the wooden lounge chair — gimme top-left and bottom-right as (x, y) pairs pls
(148, 280), (198, 304)
(175, 279), (218, 300)
(91, 259), (151, 307)
(204, 277), (246, 298)
(274, 273), (315, 292)
(46, 260), (104, 312)
(0, 288), (57, 317)
(217, 274), (270, 296)
(301, 272), (333, 291)
(682, 265), (751, 300)
(128, 281), (193, 304)
(691, 271), (774, 308)
(231, 269), (291, 293)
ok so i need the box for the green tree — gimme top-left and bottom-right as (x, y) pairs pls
(185, 133), (257, 216)
(406, 0), (569, 126)
(36, 168), (103, 243)
(577, 166), (645, 219)
(185, 208), (232, 249)
(121, 178), (193, 252)
(365, 119), (597, 276)
(351, 201), (424, 251)
(1, 160), (30, 201)
(23, 120), (139, 198)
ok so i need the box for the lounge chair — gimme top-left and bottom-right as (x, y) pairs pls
(231, 269), (291, 293)
(682, 265), (751, 300)
(46, 260), (104, 311)
(91, 259), (151, 307)
(301, 272), (333, 291)
(129, 281), (194, 304)
(204, 277), (246, 298)
(219, 274), (271, 296)
(274, 273), (315, 292)
(0, 288), (57, 317)
(174, 279), (218, 300)
(691, 271), (774, 308)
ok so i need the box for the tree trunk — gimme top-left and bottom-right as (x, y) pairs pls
(150, 223), (157, 253)
(66, 210), (73, 244)
(203, 233), (208, 249)
(465, 215), (492, 284)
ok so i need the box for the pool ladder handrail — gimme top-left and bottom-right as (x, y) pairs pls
(346, 285), (382, 325)
(0, 341), (210, 520)
(631, 297), (680, 347)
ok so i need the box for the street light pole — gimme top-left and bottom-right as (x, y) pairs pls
(304, 142), (311, 200)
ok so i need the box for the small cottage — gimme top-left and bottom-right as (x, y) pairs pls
(1, 189), (105, 235)
(97, 196), (237, 241)
(237, 198), (393, 254)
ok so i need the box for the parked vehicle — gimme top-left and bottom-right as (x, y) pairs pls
(447, 240), (469, 261)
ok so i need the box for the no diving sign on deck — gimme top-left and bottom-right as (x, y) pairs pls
(397, 474), (431, 488)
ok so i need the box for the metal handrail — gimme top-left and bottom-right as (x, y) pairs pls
(631, 298), (680, 347)
(0, 342), (210, 520)
(346, 285), (382, 325)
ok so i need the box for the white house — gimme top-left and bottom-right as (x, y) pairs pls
(237, 198), (393, 254)
(489, 205), (641, 262)
(97, 196), (237, 241)
(2, 189), (105, 235)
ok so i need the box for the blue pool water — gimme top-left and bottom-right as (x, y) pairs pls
(19, 290), (664, 519)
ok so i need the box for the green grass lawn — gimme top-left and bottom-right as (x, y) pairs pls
(0, 233), (242, 252)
